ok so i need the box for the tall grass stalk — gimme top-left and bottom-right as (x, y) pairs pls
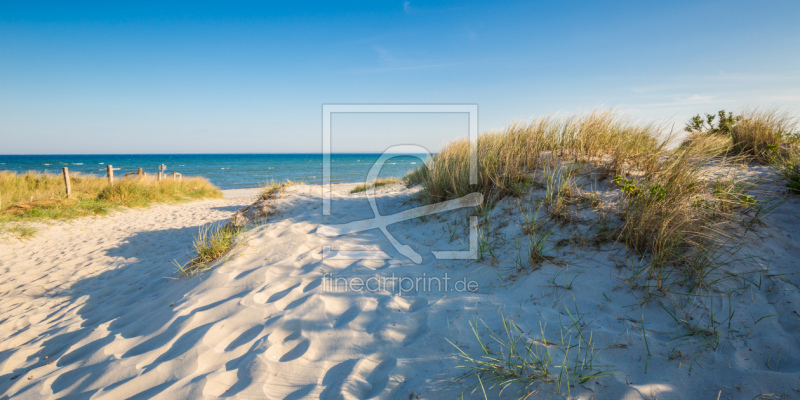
(615, 142), (761, 292)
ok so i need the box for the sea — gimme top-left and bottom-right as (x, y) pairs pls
(0, 154), (426, 190)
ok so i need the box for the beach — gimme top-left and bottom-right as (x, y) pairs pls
(1, 180), (799, 399)
(4, 1), (800, 398)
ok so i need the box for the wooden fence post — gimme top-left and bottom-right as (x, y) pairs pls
(62, 167), (72, 198)
(157, 171), (163, 181)
(138, 167), (143, 178)
(107, 165), (114, 184)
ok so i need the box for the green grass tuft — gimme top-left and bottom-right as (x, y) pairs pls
(175, 222), (244, 277)
(449, 309), (610, 399)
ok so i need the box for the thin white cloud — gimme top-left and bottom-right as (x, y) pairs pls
(679, 94), (713, 104)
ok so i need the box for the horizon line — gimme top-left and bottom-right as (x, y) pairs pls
(0, 152), (433, 156)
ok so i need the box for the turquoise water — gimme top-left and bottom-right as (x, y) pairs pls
(0, 154), (425, 190)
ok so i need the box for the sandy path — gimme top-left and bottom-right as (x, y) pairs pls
(0, 189), (260, 397)
(1, 183), (799, 399)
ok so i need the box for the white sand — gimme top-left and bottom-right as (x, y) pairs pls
(1, 182), (799, 399)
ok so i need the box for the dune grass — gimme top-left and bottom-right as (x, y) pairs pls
(404, 108), (794, 393)
(729, 108), (798, 163)
(176, 179), (292, 277)
(260, 179), (295, 200)
(778, 148), (800, 193)
(0, 170), (222, 235)
(407, 110), (668, 205)
(681, 108), (800, 194)
(175, 221), (244, 277)
(614, 144), (761, 293)
(683, 108), (799, 164)
(350, 178), (400, 193)
(408, 109), (772, 288)
(449, 308), (609, 399)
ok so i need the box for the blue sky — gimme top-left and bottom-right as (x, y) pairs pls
(1, 0), (798, 154)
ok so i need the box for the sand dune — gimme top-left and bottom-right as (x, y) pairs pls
(1, 183), (799, 399)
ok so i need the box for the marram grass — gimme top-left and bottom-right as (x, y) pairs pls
(408, 109), (775, 293)
(730, 108), (798, 163)
(407, 110), (668, 205)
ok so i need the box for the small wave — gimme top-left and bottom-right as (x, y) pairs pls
(221, 167), (227, 170)
(410, 162), (417, 164)
(72, 163), (83, 165)
(112, 168), (121, 171)
(44, 163), (51, 166)
(178, 165), (185, 167)
(98, 162), (105, 165)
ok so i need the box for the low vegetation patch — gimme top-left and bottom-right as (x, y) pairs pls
(778, 149), (800, 193)
(729, 109), (798, 163)
(0, 171), (222, 237)
(684, 108), (799, 164)
(449, 309), (609, 399)
(175, 221), (244, 277)
(260, 179), (294, 200)
(177, 179), (290, 277)
(350, 178), (399, 193)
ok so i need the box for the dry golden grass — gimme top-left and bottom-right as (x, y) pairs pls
(683, 108), (798, 162)
(408, 110), (668, 205)
(679, 131), (733, 156)
(260, 180), (295, 200)
(730, 108), (797, 163)
(0, 170), (222, 224)
(408, 109), (773, 291)
(615, 144), (757, 289)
